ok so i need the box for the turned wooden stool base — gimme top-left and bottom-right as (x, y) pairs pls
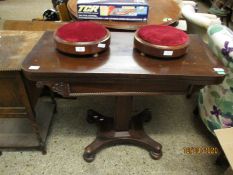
(83, 108), (162, 162)
(134, 33), (189, 58)
(54, 32), (110, 56)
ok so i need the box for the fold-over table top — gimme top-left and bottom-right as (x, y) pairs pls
(22, 31), (225, 85)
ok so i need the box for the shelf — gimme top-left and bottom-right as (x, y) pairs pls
(0, 98), (55, 150)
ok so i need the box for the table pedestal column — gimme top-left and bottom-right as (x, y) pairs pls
(83, 96), (162, 162)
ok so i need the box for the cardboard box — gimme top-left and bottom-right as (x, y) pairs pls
(215, 128), (233, 174)
(77, 0), (149, 21)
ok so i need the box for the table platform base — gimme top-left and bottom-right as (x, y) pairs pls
(83, 108), (162, 162)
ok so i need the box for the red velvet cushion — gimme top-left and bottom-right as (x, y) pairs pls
(138, 25), (189, 46)
(56, 21), (107, 42)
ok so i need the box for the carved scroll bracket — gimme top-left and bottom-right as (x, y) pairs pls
(36, 81), (70, 97)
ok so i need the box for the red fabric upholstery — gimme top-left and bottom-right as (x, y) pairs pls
(56, 21), (107, 42)
(138, 25), (189, 46)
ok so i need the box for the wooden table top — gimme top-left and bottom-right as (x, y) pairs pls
(0, 30), (43, 71)
(22, 31), (225, 86)
(67, 0), (181, 30)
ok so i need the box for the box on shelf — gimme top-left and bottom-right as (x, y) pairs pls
(77, 0), (149, 21)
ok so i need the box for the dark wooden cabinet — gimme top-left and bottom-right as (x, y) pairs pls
(0, 31), (55, 154)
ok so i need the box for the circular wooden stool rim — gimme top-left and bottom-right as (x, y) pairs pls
(134, 30), (190, 50)
(54, 29), (111, 46)
(134, 29), (190, 58)
(54, 28), (111, 55)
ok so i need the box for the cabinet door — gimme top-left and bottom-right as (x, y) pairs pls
(0, 72), (27, 118)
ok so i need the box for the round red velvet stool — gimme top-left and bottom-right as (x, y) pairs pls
(54, 21), (111, 56)
(134, 25), (190, 58)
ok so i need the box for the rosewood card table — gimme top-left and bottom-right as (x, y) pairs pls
(22, 31), (225, 162)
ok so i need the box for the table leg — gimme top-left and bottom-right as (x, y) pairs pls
(83, 96), (162, 162)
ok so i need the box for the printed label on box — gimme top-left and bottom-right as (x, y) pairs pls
(77, 0), (149, 21)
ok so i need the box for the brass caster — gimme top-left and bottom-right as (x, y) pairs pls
(83, 152), (95, 163)
(149, 150), (162, 160)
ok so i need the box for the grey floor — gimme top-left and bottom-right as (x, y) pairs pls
(0, 0), (226, 175)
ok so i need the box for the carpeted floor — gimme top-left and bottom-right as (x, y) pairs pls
(0, 0), (226, 175)
(0, 96), (226, 175)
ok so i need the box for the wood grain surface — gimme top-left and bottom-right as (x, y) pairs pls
(22, 31), (225, 87)
(0, 31), (43, 71)
(3, 20), (64, 31)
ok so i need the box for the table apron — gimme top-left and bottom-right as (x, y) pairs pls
(36, 81), (204, 97)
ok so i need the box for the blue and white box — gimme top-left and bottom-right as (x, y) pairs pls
(77, 0), (149, 21)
